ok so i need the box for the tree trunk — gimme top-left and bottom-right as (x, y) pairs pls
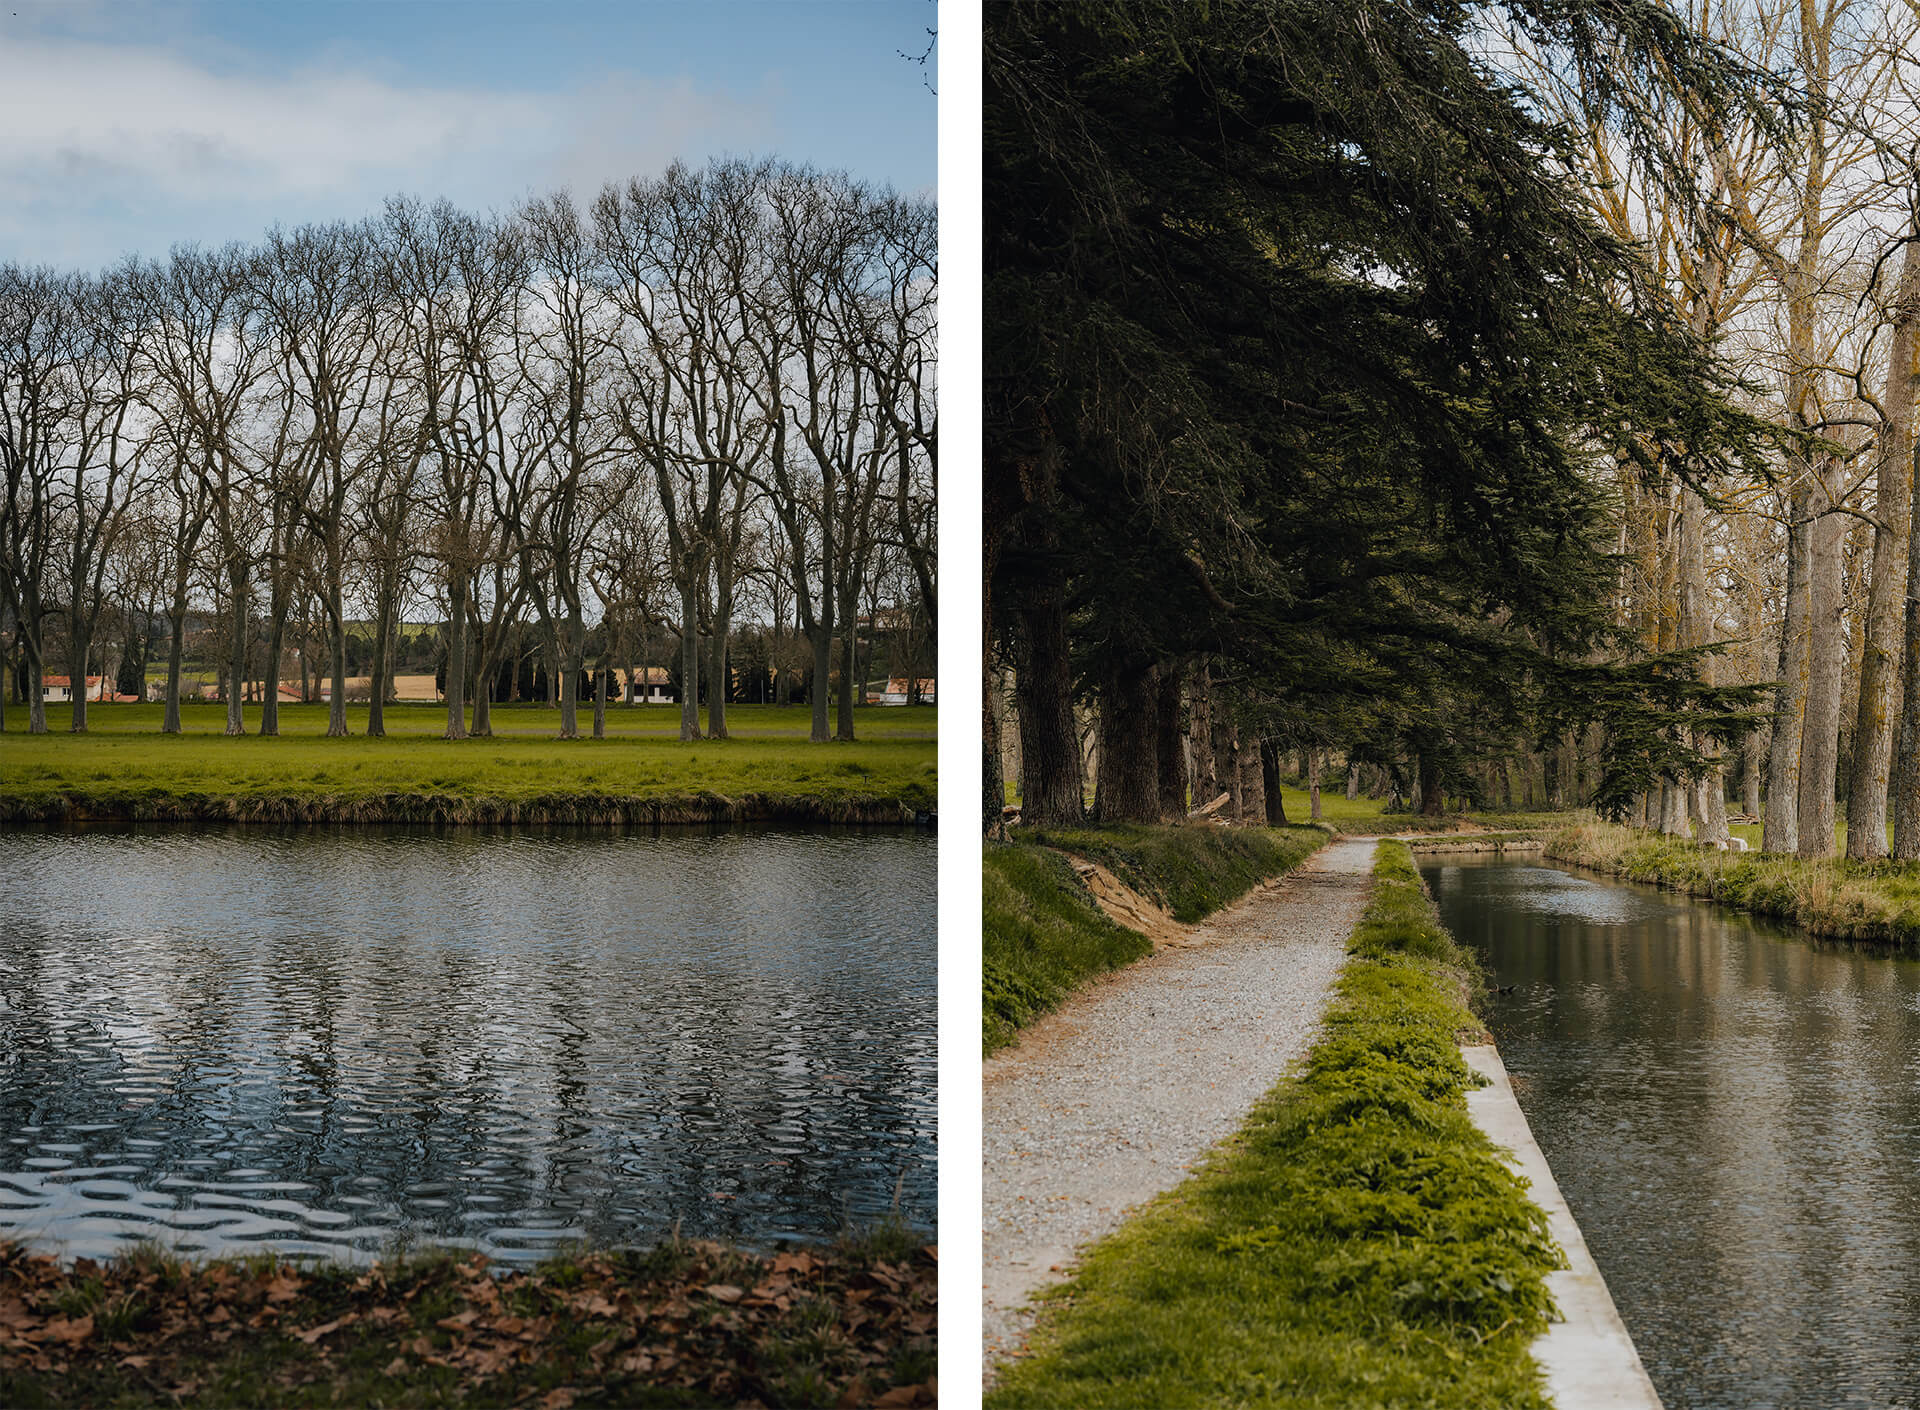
(1742, 731), (1763, 818)
(1188, 663), (1216, 806)
(163, 605), (187, 734)
(225, 572), (248, 736)
(1347, 762), (1360, 801)
(1308, 748), (1322, 821)
(67, 620), (90, 732)
(1240, 735), (1266, 823)
(1261, 738), (1288, 825)
(677, 586), (703, 740)
(445, 577), (469, 740)
(1866, 225), (1920, 856)
(1095, 662), (1159, 824)
(261, 618), (287, 736)
(1212, 699), (1241, 820)
(1420, 752), (1445, 816)
(326, 582), (349, 738)
(368, 595), (391, 739)
(1154, 662), (1186, 820)
(835, 625), (857, 742)
(593, 660), (608, 739)
(1764, 477), (1813, 854)
(1797, 492), (1845, 856)
(708, 624), (730, 740)
(1013, 584), (1083, 826)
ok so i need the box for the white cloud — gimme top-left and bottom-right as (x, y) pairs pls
(0, 34), (777, 265)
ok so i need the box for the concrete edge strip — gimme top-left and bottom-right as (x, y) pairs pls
(1460, 1042), (1664, 1410)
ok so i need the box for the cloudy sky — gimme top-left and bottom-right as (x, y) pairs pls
(0, 0), (937, 269)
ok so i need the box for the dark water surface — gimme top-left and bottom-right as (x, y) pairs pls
(1421, 856), (1920, 1410)
(0, 827), (934, 1265)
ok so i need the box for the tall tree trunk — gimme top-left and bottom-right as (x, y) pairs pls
(835, 625), (857, 742)
(67, 619), (90, 732)
(1308, 748), (1323, 820)
(1798, 491), (1845, 856)
(326, 582), (349, 738)
(1261, 739), (1288, 825)
(593, 659), (608, 739)
(1095, 661), (1159, 823)
(1188, 663), (1216, 806)
(1240, 735), (1266, 823)
(558, 615), (583, 739)
(163, 605), (187, 734)
(261, 624), (287, 735)
(445, 577), (469, 740)
(368, 595), (392, 739)
(708, 623), (730, 740)
(1212, 698), (1241, 820)
(1154, 662), (1187, 819)
(1420, 751), (1445, 817)
(1764, 477), (1813, 853)
(678, 584), (703, 742)
(225, 571), (248, 736)
(1865, 226), (1920, 855)
(1347, 762), (1360, 801)
(1013, 586), (1082, 826)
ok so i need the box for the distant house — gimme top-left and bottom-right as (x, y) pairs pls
(40, 675), (116, 703)
(626, 666), (673, 705)
(868, 676), (934, 706)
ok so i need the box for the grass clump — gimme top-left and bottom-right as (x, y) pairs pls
(1546, 819), (1920, 946)
(987, 841), (1562, 1409)
(1021, 823), (1324, 922)
(984, 824), (1326, 1053)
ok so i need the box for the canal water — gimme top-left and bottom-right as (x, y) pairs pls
(0, 827), (935, 1266)
(1421, 854), (1920, 1410)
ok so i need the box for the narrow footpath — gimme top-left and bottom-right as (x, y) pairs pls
(981, 836), (1377, 1366)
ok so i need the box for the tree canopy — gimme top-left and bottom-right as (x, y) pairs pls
(986, 0), (1780, 826)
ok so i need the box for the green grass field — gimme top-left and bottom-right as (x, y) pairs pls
(0, 702), (936, 822)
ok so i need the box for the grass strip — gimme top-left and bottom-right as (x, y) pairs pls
(986, 841), (1562, 1409)
(0, 1233), (935, 1409)
(0, 704), (936, 823)
(984, 825), (1325, 1053)
(1546, 819), (1920, 946)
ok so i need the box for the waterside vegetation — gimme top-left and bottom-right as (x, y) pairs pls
(986, 842), (1562, 1408)
(1548, 820), (1920, 947)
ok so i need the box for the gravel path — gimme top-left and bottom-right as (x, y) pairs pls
(982, 836), (1378, 1368)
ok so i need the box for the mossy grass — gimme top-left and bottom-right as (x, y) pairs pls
(0, 703), (935, 823)
(987, 842), (1563, 1409)
(0, 1228), (936, 1409)
(984, 824), (1325, 1053)
(1547, 819), (1920, 946)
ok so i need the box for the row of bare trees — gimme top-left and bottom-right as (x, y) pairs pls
(0, 158), (935, 742)
(1517, 0), (1920, 856)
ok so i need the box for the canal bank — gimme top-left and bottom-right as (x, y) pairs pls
(1425, 852), (1920, 1405)
(1463, 1043), (1661, 1409)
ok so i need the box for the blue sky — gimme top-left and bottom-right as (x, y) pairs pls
(0, 0), (937, 268)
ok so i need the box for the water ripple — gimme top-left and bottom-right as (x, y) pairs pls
(0, 826), (935, 1265)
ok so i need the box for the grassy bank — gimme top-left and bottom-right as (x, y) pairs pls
(987, 842), (1562, 1409)
(0, 1234), (936, 1409)
(984, 825), (1325, 1053)
(1546, 820), (1920, 946)
(0, 703), (936, 824)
